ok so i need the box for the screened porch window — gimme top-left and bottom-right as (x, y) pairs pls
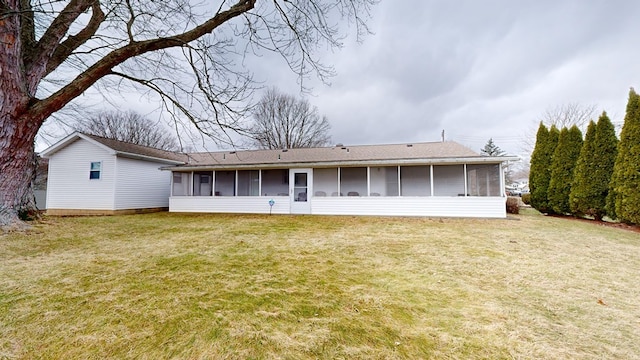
(433, 165), (465, 196)
(237, 170), (260, 196)
(313, 168), (338, 196)
(400, 166), (430, 196)
(262, 169), (289, 196)
(370, 166), (399, 196)
(214, 171), (235, 196)
(172, 172), (191, 196)
(467, 164), (501, 196)
(340, 167), (367, 196)
(193, 171), (213, 196)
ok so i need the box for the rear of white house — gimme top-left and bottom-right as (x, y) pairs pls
(168, 142), (518, 218)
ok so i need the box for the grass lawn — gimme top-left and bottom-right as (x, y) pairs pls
(1, 210), (639, 359)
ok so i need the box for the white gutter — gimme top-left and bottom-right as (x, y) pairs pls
(161, 156), (520, 171)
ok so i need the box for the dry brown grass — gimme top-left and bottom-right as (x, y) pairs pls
(1, 211), (639, 359)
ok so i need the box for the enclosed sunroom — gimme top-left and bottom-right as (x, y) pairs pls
(167, 141), (518, 218)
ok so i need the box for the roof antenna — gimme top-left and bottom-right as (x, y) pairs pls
(441, 129), (445, 142)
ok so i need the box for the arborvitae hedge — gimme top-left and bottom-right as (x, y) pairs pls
(608, 88), (640, 224)
(530, 125), (559, 214)
(548, 125), (583, 214)
(529, 123), (549, 212)
(592, 112), (618, 220)
(569, 121), (597, 218)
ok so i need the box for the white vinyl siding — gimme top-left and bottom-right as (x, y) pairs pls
(170, 196), (290, 214)
(311, 197), (506, 218)
(46, 139), (115, 210)
(114, 157), (172, 209)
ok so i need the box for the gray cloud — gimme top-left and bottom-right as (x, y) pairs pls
(55, 0), (639, 157)
(283, 0), (640, 156)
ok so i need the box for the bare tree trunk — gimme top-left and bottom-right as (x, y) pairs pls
(0, 113), (40, 229)
(1, 0), (41, 229)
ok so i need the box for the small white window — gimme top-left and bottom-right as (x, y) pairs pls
(89, 162), (101, 180)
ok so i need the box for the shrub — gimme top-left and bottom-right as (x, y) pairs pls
(521, 193), (531, 205)
(506, 197), (520, 214)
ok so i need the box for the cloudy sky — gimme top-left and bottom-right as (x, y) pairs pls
(39, 0), (640, 158)
(250, 0), (639, 157)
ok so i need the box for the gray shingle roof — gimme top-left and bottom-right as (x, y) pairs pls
(177, 141), (494, 169)
(44, 132), (516, 169)
(83, 134), (187, 163)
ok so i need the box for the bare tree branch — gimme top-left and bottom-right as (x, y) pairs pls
(73, 109), (179, 150)
(1, 0), (378, 225)
(25, 0), (94, 90)
(248, 87), (331, 149)
(521, 103), (597, 155)
(29, 0), (258, 121)
(46, 1), (105, 76)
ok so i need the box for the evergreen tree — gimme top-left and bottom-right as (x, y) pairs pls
(591, 112), (618, 220)
(608, 88), (640, 223)
(529, 124), (559, 213)
(481, 138), (506, 156)
(569, 121), (597, 217)
(548, 125), (583, 214)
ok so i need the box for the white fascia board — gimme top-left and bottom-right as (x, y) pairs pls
(163, 156), (520, 171)
(115, 151), (185, 165)
(39, 132), (117, 157)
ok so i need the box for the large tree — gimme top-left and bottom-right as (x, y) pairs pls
(249, 87), (331, 149)
(74, 110), (179, 151)
(607, 88), (640, 224)
(548, 125), (583, 215)
(0, 0), (376, 227)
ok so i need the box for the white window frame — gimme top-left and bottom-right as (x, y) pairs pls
(89, 161), (101, 180)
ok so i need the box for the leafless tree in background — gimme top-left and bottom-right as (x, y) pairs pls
(0, 0), (377, 227)
(74, 111), (179, 151)
(249, 88), (331, 149)
(540, 103), (597, 130)
(521, 103), (597, 154)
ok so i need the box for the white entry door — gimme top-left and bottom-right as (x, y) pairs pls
(290, 168), (312, 214)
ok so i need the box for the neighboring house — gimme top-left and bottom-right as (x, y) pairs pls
(168, 142), (518, 218)
(40, 132), (186, 215)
